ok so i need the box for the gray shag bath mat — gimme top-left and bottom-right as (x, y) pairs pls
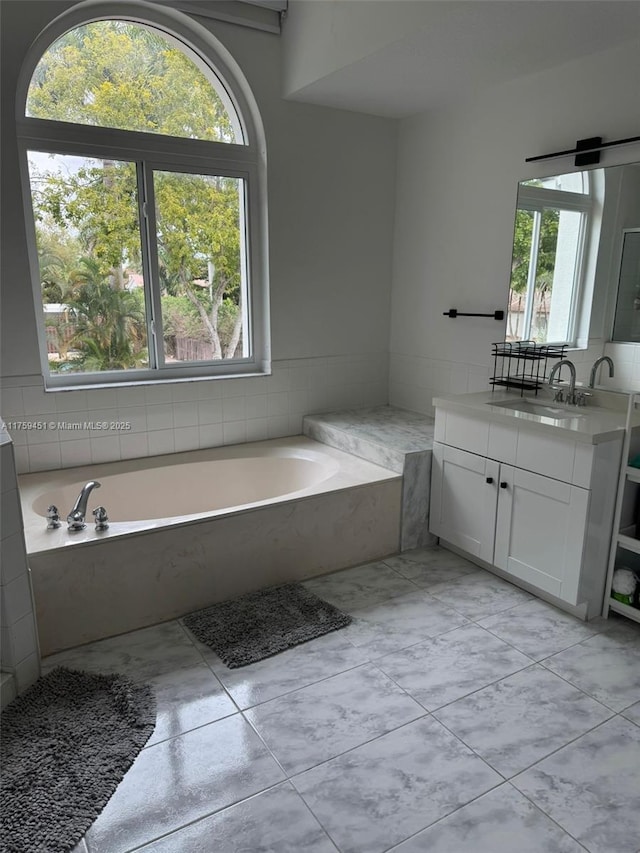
(0, 666), (156, 853)
(183, 582), (352, 668)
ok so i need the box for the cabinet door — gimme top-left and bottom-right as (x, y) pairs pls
(494, 465), (589, 604)
(430, 442), (499, 563)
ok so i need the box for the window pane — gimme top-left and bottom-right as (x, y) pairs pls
(27, 152), (148, 374)
(154, 170), (247, 363)
(27, 21), (240, 144)
(535, 208), (581, 344)
(506, 209), (534, 342)
(507, 207), (582, 344)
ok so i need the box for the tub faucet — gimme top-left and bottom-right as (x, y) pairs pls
(589, 355), (615, 388)
(548, 359), (577, 404)
(67, 480), (101, 530)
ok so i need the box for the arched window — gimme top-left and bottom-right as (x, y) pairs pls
(18, 9), (269, 386)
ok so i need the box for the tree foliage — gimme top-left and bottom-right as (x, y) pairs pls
(507, 207), (560, 342)
(27, 21), (235, 142)
(31, 158), (141, 286)
(510, 208), (559, 295)
(65, 281), (147, 371)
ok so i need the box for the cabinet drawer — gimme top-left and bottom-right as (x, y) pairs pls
(515, 430), (579, 484)
(439, 411), (490, 457)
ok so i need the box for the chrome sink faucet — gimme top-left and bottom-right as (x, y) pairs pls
(548, 359), (577, 404)
(67, 480), (101, 530)
(588, 355), (615, 388)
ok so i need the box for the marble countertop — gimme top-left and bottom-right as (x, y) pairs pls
(432, 389), (631, 445)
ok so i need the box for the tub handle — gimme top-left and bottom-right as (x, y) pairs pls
(93, 506), (109, 531)
(46, 505), (61, 529)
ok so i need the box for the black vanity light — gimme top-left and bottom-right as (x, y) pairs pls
(526, 134), (640, 167)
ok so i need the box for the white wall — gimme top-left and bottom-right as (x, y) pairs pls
(281, 0), (429, 98)
(390, 38), (640, 414)
(0, 0), (397, 473)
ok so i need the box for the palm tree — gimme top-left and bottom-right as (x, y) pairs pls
(65, 261), (147, 370)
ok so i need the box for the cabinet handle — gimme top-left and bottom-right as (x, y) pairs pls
(486, 476), (493, 484)
(500, 481), (508, 489)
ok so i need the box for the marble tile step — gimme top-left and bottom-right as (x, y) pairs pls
(303, 405), (435, 474)
(304, 405), (437, 552)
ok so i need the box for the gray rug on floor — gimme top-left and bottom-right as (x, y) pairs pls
(183, 582), (352, 668)
(0, 666), (156, 853)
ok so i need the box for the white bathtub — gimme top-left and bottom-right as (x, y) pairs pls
(19, 437), (402, 654)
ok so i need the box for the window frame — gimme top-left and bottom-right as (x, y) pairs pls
(16, 4), (270, 389)
(510, 181), (593, 347)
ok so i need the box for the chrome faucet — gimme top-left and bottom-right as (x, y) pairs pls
(588, 355), (615, 388)
(548, 359), (577, 404)
(67, 480), (101, 530)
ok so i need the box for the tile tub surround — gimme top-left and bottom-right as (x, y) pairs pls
(0, 424), (40, 702)
(21, 438), (402, 654)
(0, 353), (389, 475)
(303, 405), (436, 550)
(39, 546), (640, 853)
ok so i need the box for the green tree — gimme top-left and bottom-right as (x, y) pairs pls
(31, 158), (142, 291)
(27, 21), (235, 142)
(27, 20), (242, 369)
(66, 274), (147, 371)
(508, 208), (559, 341)
(33, 216), (83, 303)
(155, 170), (242, 359)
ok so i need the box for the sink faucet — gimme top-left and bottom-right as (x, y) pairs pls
(67, 480), (101, 530)
(548, 359), (577, 404)
(588, 355), (615, 388)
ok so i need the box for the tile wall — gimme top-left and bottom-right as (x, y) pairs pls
(0, 428), (40, 702)
(389, 341), (613, 416)
(0, 354), (388, 474)
(602, 342), (640, 391)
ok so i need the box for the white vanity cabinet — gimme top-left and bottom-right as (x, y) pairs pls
(430, 405), (623, 618)
(493, 464), (589, 600)
(430, 443), (499, 564)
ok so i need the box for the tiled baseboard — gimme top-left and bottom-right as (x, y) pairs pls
(1, 671), (16, 709)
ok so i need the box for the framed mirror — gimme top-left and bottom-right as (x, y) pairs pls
(506, 162), (640, 362)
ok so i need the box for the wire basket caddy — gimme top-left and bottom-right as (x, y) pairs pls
(490, 342), (568, 395)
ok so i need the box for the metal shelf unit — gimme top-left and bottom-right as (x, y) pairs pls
(490, 342), (568, 395)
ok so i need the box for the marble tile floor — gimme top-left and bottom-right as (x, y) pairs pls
(40, 546), (640, 853)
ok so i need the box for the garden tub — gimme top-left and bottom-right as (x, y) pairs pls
(19, 436), (402, 654)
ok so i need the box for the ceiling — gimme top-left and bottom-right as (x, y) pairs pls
(281, 1), (640, 118)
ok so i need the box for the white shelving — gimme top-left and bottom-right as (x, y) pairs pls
(603, 392), (640, 624)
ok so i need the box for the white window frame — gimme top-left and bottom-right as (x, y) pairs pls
(16, 2), (270, 389)
(513, 180), (593, 347)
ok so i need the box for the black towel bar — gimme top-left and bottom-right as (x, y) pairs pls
(444, 309), (504, 320)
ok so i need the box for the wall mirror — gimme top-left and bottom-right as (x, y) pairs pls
(611, 228), (640, 342)
(505, 162), (640, 385)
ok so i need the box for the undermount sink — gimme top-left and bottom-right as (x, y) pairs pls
(488, 398), (587, 420)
